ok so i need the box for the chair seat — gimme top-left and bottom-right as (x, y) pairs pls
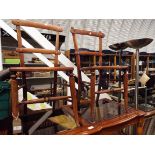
(48, 114), (77, 129)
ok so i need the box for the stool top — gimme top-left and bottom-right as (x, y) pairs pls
(126, 38), (153, 49)
(109, 42), (128, 51)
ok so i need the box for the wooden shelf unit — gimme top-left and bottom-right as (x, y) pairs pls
(68, 49), (135, 81)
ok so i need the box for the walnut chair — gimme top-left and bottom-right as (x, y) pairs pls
(67, 27), (145, 134)
(10, 20), (79, 134)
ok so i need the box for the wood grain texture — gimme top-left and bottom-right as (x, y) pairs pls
(81, 66), (128, 71)
(10, 66), (74, 72)
(75, 51), (103, 56)
(12, 19), (63, 32)
(10, 75), (19, 118)
(16, 48), (60, 55)
(71, 27), (104, 38)
(20, 96), (70, 104)
(58, 109), (145, 135)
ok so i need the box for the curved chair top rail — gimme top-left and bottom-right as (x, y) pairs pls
(12, 19), (63, 32)
(70, 27), (105, 38)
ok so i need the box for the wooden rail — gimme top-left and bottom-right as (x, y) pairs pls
(16, 48), (61, 55)
(12, 19), (63, 32)
(10, 67), (74, 72)
(70, 27), (105, 38)
(20, 96), (70, 104)
(75, 51), (103, 56)
(95, 88), (123, 94)
(81, 66), (128, 71)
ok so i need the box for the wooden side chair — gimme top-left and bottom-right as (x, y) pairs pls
(12, 19), (63, 114)
(70, 27), (129, 119)
(69, 27), (145, 134)
(70, 27), (106, 120)
(10, 66), (79, 134)
(57, 65), (145, 135)
(10, 20), (79, 134)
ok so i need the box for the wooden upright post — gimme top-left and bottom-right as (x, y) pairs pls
(0, 29), (3, 71)
(146, 56), (149, 75)
(123, 69), (128, 113)
(69, 71), (80, 126)
(52, 32), (59, 108)
(16, 26), (27, 114)
(10, 74), (19, 118)
(114, 55), (117, 81)
(90, 71), (96, 121)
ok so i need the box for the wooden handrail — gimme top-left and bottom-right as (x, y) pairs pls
(12, 19), (63, 32)
(10, 67), (74, 72)
(70, 27), (105, 38)
(16, 48), (61, 55)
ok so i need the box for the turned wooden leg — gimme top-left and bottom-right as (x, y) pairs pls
(123, 69), (128, 113)
(137, 117), (144, 135)
(90, 71), (95, 121)
(10, 74), (19, 119)
(69, 72), (80, 127)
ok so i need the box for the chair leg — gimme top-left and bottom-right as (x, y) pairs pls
(96, 71), (104, 107)
(53, 124), (59, 134)
(90, 72), (96, 122)
(96, 85), (101, 107)
(136, 117), (144, 135)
